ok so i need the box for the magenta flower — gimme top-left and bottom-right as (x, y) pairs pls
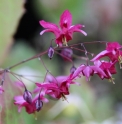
(39, 10), (87, 46)
(94, 60), (117, 84)
(14, 93), (48, 114)
(36, 75), (79, 100)
(71, 64), (107, 81)
(91, 42), (122, 66)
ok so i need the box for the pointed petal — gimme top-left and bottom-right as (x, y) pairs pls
(69, 24), (87, 36)
(60, 10), (72, 29)
(82, 66), (93, 81)
(91, 66), (107, 79)
(91, 50), (111, 61)
(39, 20), (59, 29)
(39, 20), (60, 36)
(71, 65), (84, 79)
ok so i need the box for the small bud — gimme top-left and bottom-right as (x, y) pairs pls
(70, 65), (76, 74)
(48, 46), (54, 59)
(61, 48), (73, 59)
(23, 89), (32, 104)
(35, 98), (43, 112)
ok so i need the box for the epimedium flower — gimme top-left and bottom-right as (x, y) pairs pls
(39, 10), (87, 46)
(94, 60), (117, 84)
(91, 42), (122, 68)
(14, 93), (48, 114)
(36, 75), (79, 101)
(71, 64), (107, 81)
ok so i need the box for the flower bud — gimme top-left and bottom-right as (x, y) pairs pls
(70, 65), (76, 74)
(35, 98), (43, 112)
(48, 46), (54, 59)
(23, 89), (32, 104)
(61, 48), (73, 60)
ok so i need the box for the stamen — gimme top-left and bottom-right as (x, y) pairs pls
(62, 37), (68, 46)
(34, 112), (37, 120)
(108, 77), (115, 84)
(61, 94), (68, 103)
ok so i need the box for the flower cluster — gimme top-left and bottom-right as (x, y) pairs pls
(13, 10), (122, 114)
(0, 10), (122, 116)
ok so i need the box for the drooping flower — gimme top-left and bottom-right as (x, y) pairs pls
(14, 93), (48, 114)
(91, 42), (122, 68)
(39, 10), (87, 46)
(36, 75), (79, 100)
(71, 64), (107, 81)
(94, 60), (117, 84)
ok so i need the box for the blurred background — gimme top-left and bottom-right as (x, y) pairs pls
(1, 0), (122, 123)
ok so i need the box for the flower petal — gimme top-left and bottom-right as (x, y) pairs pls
(59, 10), (72, 29)
(69, 24), (87, 36)
(91, 50), (111, 61)
(39, 20), (60, 36)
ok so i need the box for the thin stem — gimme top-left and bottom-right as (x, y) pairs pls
(69, 41), (107, 47)
(55, 50), (74, 64)
(7, 50), (49, 70)
(43, 71), (48, 83)
(70, 46), (92, 55)
(0, 70), (7, 85)
(8, 72), (43, 78)
(39, 57), (49, 72)
(39, 57), (59, 85)
(81, 43), (89, 65)
(10, 72), (36, 84)
(9, 72), (26, 88)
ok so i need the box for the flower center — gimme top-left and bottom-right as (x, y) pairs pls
(62, 36), (68, 46)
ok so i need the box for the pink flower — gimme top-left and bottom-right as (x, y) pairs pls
(0, 85), (4, 94)
(71, 64), (107, 81)
(36, 75), (79, 100)
(14, 93), (48, 114)
(91, 42), (122, 65)
(39, 10), (87, 46)
(94, 60), (117, 84)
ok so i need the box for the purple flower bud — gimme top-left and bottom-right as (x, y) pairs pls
(23, 89), (32, 104)
(48, 46), (54, 59)
(35, 98), (43, 112)
(61, 48), (73, 59)
(70, 65), (76, 74)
